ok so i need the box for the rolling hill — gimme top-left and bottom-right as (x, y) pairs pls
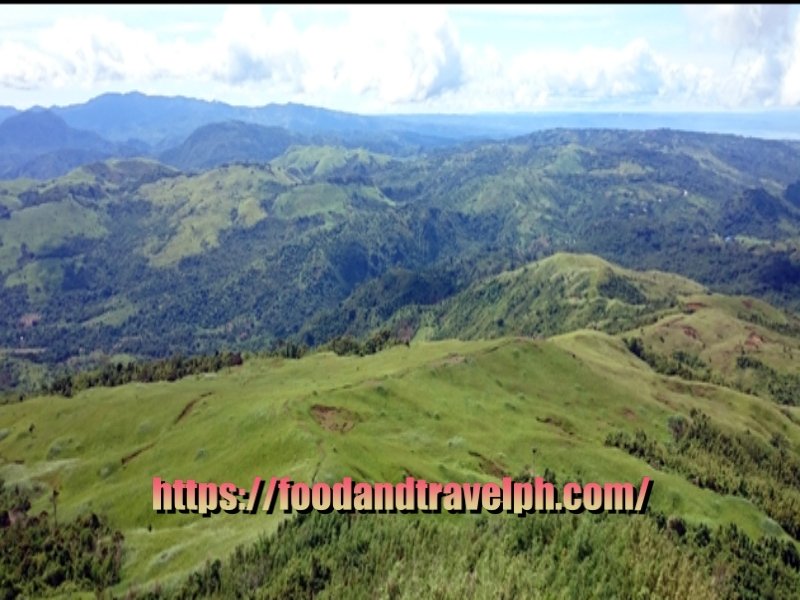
(393, 253), (800, 405)
(1, 128), (800, 386)
(159, 121), (302, 171)
(399, 253), (706, 341)
(0, 110), (126, 179)
(4, 80), (800, 599)
(308, 251), (800, 405)
(2, 322), (799, 596)
(51, 92), (447, 154)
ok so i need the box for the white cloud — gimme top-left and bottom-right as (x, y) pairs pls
(0, 40), (61, 90)
(201, 7), (304, 87)
(781, 17), (800, 105)
(684, 4), (799, 107)
(39, 17), (163, 83)
(0, 6), (465, 106)
(0, 5), (799, 111)
(686, 4), (791, 48)
(450, 39), (704, 111)
(332, 6), (463, 103)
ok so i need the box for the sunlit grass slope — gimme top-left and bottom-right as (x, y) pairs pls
(2, 332), (798, 593)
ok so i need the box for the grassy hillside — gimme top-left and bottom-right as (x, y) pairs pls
(271, 145), (395, 180)
(409, 253), (706, 341)
(2, 129), (800, 387)
(2, 330), (800, 595)
(630, 293), (800, 405)
(350, 253), (800, 409)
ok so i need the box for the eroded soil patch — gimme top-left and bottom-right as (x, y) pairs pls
(310, 404), (360, 433)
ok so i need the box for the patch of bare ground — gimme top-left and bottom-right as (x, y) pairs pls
(682, 325), (701, 340)
(535, 414), (576, 436)
(744, 330), (765, 350)
(684, 302), (707, 313)
(468, 450), (509, 478)
(310, 404), (360, 433)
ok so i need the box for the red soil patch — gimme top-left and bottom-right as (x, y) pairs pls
(310, 404), (359, 433)
(535, 415), (575, 436)
(684, 302), (707, 313)
(682, 325), (700, 340)
(744, 331), (765, 350)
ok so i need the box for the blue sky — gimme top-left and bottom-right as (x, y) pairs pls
(2, 4), (800, 113)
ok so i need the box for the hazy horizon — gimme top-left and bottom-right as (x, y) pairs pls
(8, 88), (800, 117)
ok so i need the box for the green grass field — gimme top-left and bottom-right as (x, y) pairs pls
(2, 331), (798, 595)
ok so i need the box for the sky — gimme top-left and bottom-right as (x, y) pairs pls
(2, 4), (800, 113)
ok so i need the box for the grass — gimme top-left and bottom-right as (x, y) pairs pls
(272, 183), (351, 221)
(0, 199), (106, 276)
(412, 253), (704, 341)
(272, 145), (393, 179)
(2, 334), (798, 594)
(138, 164), (292, 267)
(4, 259), (65, 302)
(634, 292), (800, 384)
(81, 298), (138, 328)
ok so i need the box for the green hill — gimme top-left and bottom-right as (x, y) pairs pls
(630, 293), (800, 406)
(3, 251), (800, 596)
(160, 121), (302, 171)
(360, 253), (800, 408)
(4, 100), (800, 598)
(271, 145), (395, 180)
(2, 330), (799, 596)
(410, 253), (706, 341)
(2, 129), (800, 387)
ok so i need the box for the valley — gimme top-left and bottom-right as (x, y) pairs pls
(1, 94), (800, 598)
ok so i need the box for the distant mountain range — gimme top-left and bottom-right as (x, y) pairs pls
(0, 109), (146, 179)
(0, 106), (18, 123)
(159, 121), (302, 171)
(2, 91), (800, 180)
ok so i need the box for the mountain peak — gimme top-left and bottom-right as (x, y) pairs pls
(0, 109), (73, 143)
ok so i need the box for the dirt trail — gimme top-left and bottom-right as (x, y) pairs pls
(121, 442), (155, 466)
(174, 392), (212, 425)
